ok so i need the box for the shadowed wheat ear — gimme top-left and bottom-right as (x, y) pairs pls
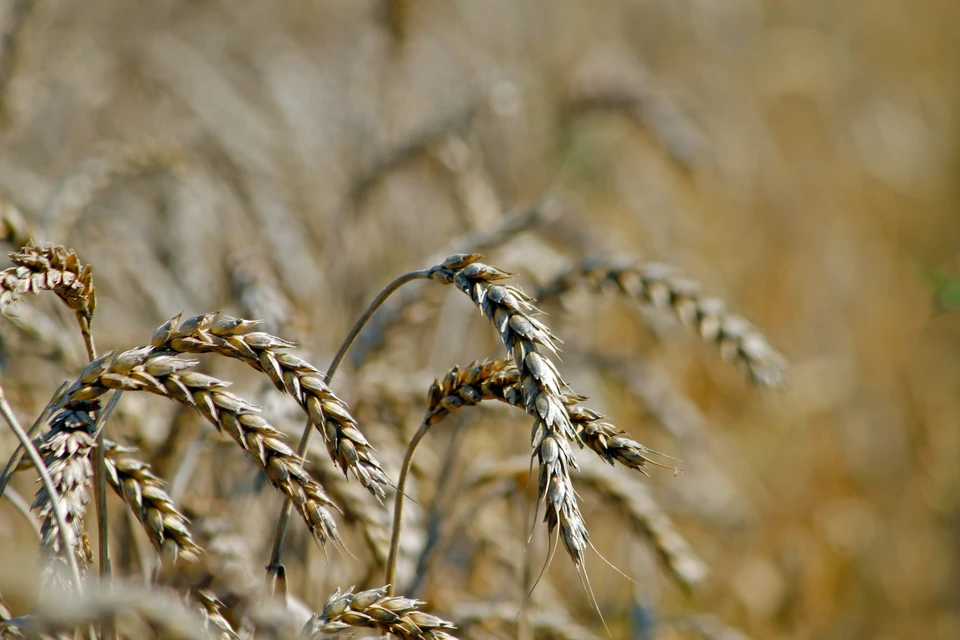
(151, 312), (389, 502)
(302, 585), (458, 640)
(426, 254), (589, 567)
(52, 344), (341, 548)
(537, 256), (787, 387)
(103, 441), (201, 562)
(29, 403), (97, 588)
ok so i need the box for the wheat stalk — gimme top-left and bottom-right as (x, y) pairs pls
(537, 256), (787, 387)
(151, 312), (389, 502)
(302, 585), (457, 640)
(52, 345), (341, 548)
(426, 254), (588, 566)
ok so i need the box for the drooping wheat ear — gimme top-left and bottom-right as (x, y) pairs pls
(30, 402), (98, 587)
(303, 586), (458, 640)
(538, 256), (788, 387)
(57, 345), (341, 548)
(427, 254), (588, 565)
(0, 197), (38, 248)
(152, 312), (389, 502)
(428, 356), (676, 475)
(102, 440), (201, 562)
(1, 242), (96, 320)
(576, 464), (707, 592)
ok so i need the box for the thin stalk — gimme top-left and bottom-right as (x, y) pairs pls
(263, 269), (432, 593)
(385, 420), (431, 596)
(2, 485), (42, 541)
(77, 312), (114, 640)
(0, 381), (69, 499)
(0, 386), (83, 590)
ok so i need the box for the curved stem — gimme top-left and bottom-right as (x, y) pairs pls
(0, 386), (83, 590)
(385, 420), (431, 596)
(263, 269), (432, 592)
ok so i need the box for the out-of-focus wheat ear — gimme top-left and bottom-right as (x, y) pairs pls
(25, 583), (210, 640)
(576, 463), (707, 592)
(0, 588), (25, 639)
(302, 585), (458, 640)
(29, 403), (99, 589)
(537, 256), (788, 387)
(41, 138), (191, 239)
(102, 440), (201, 562)
(56, 346), (342, 549)
(153, 312), (389, 502)
(0, 197), (38, 249)
(427, 254), (590, 566)
(194, 589), (238, 640)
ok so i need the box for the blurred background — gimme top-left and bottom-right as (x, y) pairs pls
(0, 1), (959, 639)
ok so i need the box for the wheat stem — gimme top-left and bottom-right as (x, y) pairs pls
(385, 420), (432, 596)
(263, 269), (431, 592)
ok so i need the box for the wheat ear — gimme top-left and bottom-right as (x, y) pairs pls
(54, 345), (340, 548)
(538, 256), (787, 387)
(152, 312), (389, 502)
(427, 254), (589, 566)
(102, 441), (201, 562)
(303, 585), (457, 640)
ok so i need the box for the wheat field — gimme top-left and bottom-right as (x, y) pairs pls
(0, 1), (958, 639)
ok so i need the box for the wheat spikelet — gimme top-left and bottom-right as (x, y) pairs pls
(538, 256), (787, 387)
(303, 585), (458, 640)
(151, 312), (389, 502)
(29, 403), (98, 587)
(102, 440), (201, 562)
(1, 242), (96, 319)
(55, 345), (341, 548)
(426, 254), (589, 567)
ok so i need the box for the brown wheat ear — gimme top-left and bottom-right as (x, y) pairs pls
(303, 585), (458, 640)
(1, 242), (96, 319)
(152, 312), (389, 502)
(538, 255), (787, 387)
(56, 345), (341, 548)
(427, 356), (678, 476)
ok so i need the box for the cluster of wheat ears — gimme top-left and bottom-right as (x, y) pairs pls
(0, 215), (786, 639)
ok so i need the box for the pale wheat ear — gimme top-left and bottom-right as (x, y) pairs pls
(538, 256), (788, 387)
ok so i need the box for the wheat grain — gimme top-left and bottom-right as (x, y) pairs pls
(302, 585), (458, 640)
(537, 256), (787, 387)
(54, 345), (341, 548)
(151, 312), (389, 502)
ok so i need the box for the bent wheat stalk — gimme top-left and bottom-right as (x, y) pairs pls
(537, 256), (787, 387)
